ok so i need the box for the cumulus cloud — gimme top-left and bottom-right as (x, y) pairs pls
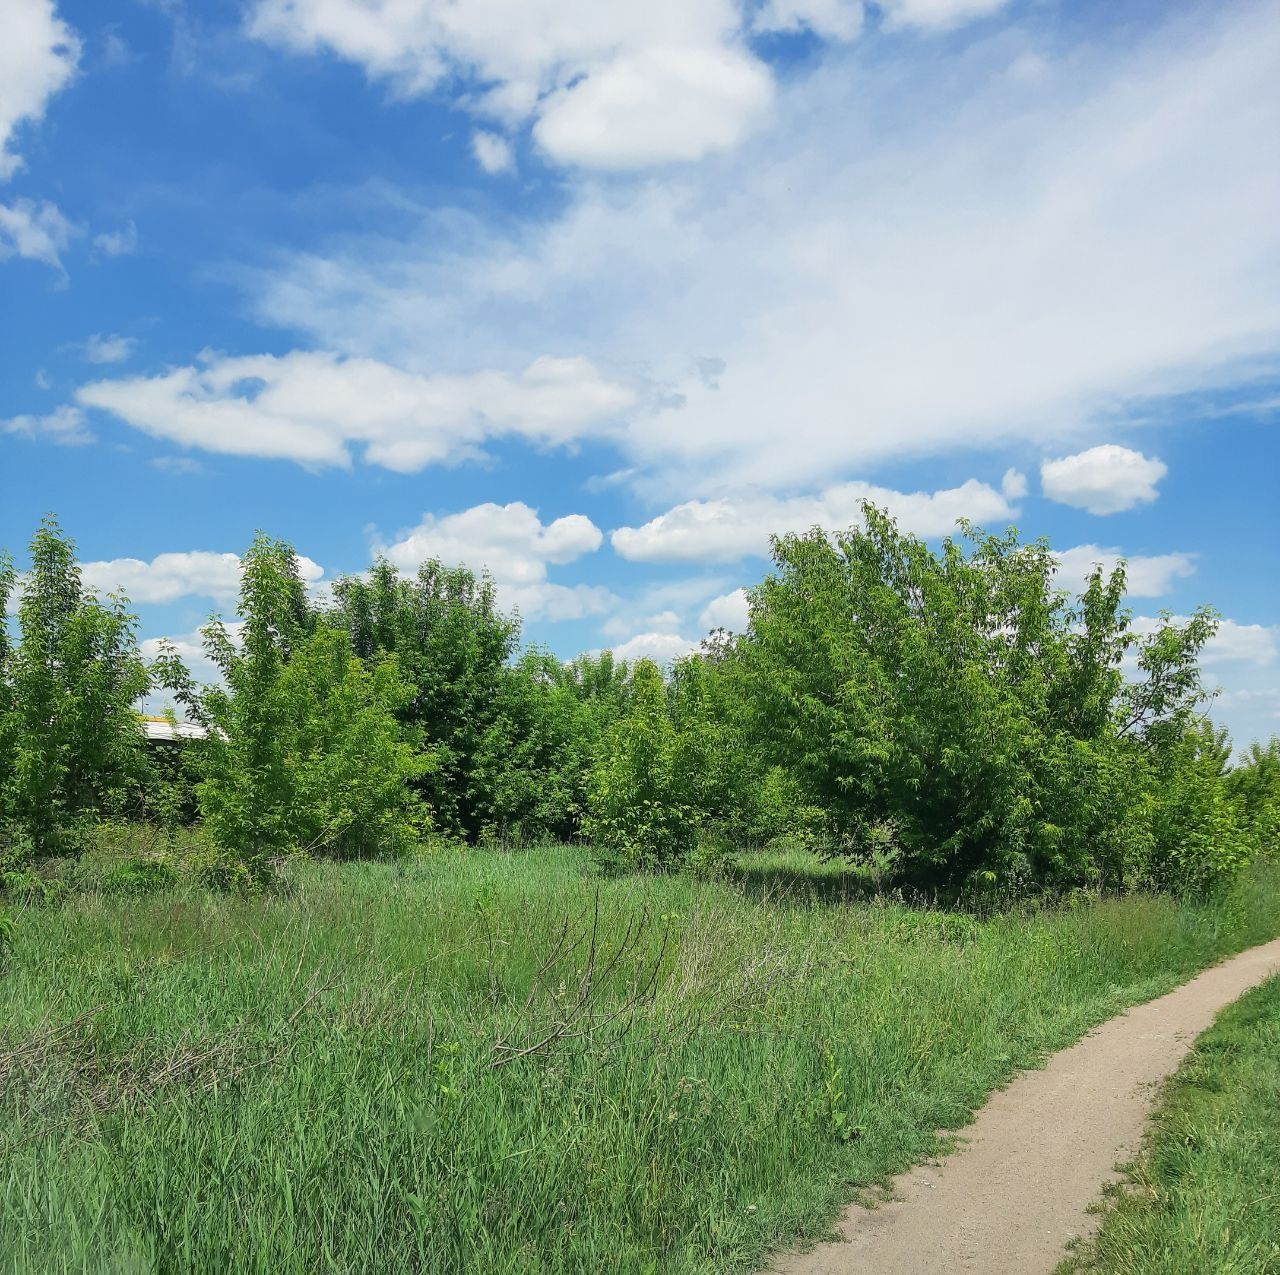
(1041, 444), (1167, 515)
(699, 587), (750, 632)
(0, 0), (80, 179)
(247, 0), (1003, 170)
(2, 404), (92, 446)
(471, 130), (514, 175)
(610, 631), (699, 664)
(84, 333), (137, 365)
(1198, 619), (1279, 668)
(1053, 544), (1196, 599)
(0, 198), (77, 273)
(81, 550), (325, 606)
(248, 0), (777, 168)
(532, 45), (773, 170)
(252, 3), (1280, 497)
(75, 350), (634, 472)
(611, 474), (1020, 563)
(376, 501), (612, 621)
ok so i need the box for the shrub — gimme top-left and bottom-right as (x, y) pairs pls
(100, 856), (178, 898)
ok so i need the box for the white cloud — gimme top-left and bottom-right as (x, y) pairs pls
(1200, 619), (1279, 668)
(246, 0), (1009, 173)
(0, 0), (80, 179)
(471, 130), (514, 175)
(532, 45), (773, 170)
(611, 474), (1019, 563)
(84, 333), (137, 365)
(1001, 467), (1028, 501)
(1054, 545), (1196, 599)
(0, 197), (76, 272)
(875, 0), (1012, 31)
(377, 501), (611, 621)
(252, 3), (1280, 497)
(75, 350), (635, 472)
(755, 0), (864, 39)
(1041, 444), (1167, 515)
(610, 631), (699, 664)
(1, 404), (92, 446)
(699, 587), (750, 632)
(92, 220), (138, 257)
(81, 550), (325, 605)
(249, 0), (783, 168)
(1126, 616), (1280, 751)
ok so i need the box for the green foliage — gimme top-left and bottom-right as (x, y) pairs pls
(1144, 723), (1251, 896)
(329, 559), (518, 842)
(3, 507), (1272, 899)
(0, 517), (150, 864)
(156, 535), (430, 880)
(1227, 737), (1280, 856)
(100, 855), (178, 897)
(0, 866), (66, 907)
(472, 649), (613, 845)
(585, 660), (698, 869)
(738, 505), (1235, 893)
(0, 911), (14, 967)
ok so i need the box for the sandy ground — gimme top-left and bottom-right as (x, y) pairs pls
(769, 936), (1280, 1275)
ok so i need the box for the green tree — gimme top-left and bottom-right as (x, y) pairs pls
(328, 559), (517, 841)
(739, 505), (1227, 892)
(584, 659), (697, 869)
(1225, 738), (1280, 858)
(156, 535), (428, 880)
(0, 518), (149, 863)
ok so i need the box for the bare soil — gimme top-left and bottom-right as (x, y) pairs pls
(769, 936), (1280, 1275)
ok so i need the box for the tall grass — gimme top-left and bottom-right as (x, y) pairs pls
(3, 846), (1279, 1273)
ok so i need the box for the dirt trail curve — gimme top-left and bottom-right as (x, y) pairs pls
(769, 937), (1280, 1275)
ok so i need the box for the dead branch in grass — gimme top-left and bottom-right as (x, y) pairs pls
(489, 890), (670, 1070)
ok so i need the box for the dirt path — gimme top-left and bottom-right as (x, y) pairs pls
(769, 937), (1280, 1275)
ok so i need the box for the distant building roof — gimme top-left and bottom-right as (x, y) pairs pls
(139, 715), (207, 743)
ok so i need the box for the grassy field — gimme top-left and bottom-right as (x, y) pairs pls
(3, 846), (1280, 1274)
(1065, 972), (1280, 1274)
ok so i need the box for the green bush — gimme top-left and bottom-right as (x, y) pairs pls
(100, 855), (178, 897)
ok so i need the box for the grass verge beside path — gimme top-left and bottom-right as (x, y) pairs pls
(2, 847), (1279, 1274)
(1064, 972), (1280, 1275)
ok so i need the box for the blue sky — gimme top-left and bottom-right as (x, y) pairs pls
(1, 0), (1277, 746)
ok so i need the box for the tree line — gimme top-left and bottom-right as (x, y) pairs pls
(2, 511), (1277, 897)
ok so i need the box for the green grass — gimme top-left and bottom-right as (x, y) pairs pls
(2, 846), (1279, 1274)
(1064, 971), (1280, 1274)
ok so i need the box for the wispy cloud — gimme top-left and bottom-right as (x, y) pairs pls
(246, 2), (1280, 499)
